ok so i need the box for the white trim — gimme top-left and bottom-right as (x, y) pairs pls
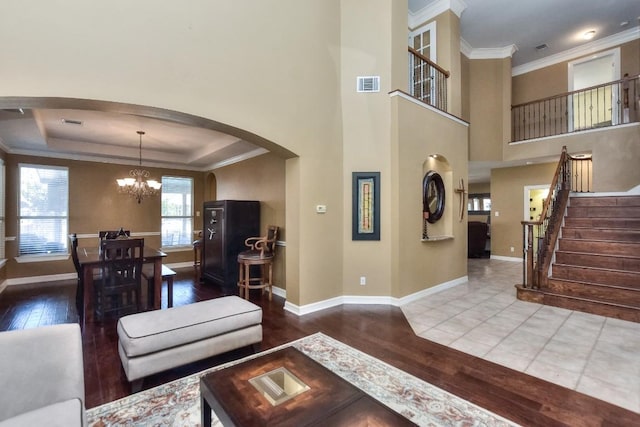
(409, 0), (468, 29)
(466, 45), (518, 60)
(396, 276), (468, 306)
(283, 276), (468, 316)
(74, 231), (161, 240)
(161, 245), (192, 253)
(7, 273), (77, 286)
(512, 27), (639, 77)
(209, 148), (268, 170)
(15, 254), (69, 263)
(409, 21), (437, 63)
(0, 279), (7, 294)
(460, 38), (473, 58)
(490, 255), (522, 262)
(389, 90), (469, 127)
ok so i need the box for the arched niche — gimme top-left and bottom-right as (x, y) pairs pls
(205, 172), (218, 201)
(422, 154), (453, 240)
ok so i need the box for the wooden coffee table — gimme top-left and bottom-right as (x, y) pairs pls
(200, 346), (416, 426)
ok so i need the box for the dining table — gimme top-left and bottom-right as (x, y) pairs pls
(76, 246), (167, 327)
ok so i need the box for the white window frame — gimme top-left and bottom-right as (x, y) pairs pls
(409, 21), (437, 103)
(17, 163), (69, 261)
(161, 176), (193, 249)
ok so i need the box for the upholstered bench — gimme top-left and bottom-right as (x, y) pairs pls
(117, 296), (262, 391)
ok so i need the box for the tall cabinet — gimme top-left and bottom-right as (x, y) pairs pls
(201, 200), (260, 289)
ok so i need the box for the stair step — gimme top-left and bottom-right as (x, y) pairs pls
(547, 277), (640, 303)
(567, 206), (640, 218)
(570, 195), (640, 207)
(564, 217), (640, 229)
(558, 238), (640, 256)
(561, 227), (640, 242)
(555, 251), (640, 272)
(516, 285), (640, 323)
(552, 264), (640, 288)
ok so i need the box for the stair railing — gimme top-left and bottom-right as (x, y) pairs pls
(521, 147), (572, 289)
(511, 74), (640, 142)
(408, 47), (449, 112)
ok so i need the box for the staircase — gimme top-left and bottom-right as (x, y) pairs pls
(541, 195), (640, 322)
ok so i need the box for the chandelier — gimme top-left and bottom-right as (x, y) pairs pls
(116, 131), (162, 204)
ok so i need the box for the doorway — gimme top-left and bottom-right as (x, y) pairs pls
(568, 48), (620, 130)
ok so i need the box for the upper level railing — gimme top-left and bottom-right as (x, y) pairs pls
(521, 146), (593, 289)
(512, 74), (639, 142)
(408, 47), (449, 112)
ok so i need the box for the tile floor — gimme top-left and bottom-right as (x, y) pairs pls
(401, 258), (640, 414)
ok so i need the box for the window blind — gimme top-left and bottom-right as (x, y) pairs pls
(161, 176), (193, 247)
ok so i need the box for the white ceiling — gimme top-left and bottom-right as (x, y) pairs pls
(410, 0), (640, 67)
(1, 2), (638, 177)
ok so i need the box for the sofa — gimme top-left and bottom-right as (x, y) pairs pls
(0, 323), (85, 427)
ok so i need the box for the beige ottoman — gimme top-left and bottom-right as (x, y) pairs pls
(117, 296), (262, 391)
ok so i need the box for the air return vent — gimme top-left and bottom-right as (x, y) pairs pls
(61, 118), (83, 126)
(356, 76), (380, 93)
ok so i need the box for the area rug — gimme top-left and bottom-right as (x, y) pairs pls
(87, 332), (519, 426)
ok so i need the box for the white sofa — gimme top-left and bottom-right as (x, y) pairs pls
(0, 323), (85, 427)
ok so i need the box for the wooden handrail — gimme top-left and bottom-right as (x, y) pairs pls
(512, 74), (640, 109)
(408, 47), (450, 78)
(521, 146), (572, 288)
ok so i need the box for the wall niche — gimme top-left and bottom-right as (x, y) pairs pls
(422, 154), (453, 241)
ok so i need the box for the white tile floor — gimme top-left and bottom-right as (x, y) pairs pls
(401, 258), (640, 414)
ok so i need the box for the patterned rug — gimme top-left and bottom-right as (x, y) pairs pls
(87, 333), (519, 426)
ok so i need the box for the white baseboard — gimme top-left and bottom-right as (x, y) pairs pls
(284, 276), (468, 316)
(490, 255), (522, 262)
(0, 279), (7, 294)
(7, 273), (78, 286)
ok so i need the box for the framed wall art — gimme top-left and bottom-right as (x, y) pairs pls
(352, 172), (380, 240)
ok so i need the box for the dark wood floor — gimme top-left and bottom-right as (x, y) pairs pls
(1, 268), (638, 426)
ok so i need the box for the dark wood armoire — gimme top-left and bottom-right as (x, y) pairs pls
(201, 200), (260, 289)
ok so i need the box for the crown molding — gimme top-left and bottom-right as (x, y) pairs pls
(512, 26), (640, 76)
(460, 38), (473, 57)
(465, 44), (518, 60)
(409, 0), (467, 29)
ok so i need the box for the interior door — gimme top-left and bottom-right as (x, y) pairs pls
(409, 22), (436, 103)
(568, 48), (620, 131)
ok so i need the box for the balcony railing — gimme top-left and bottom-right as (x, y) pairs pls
(408, 47), (449, 111)
(512, 74), (639, 142)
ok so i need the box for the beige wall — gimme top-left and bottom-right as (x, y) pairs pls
(5, 154), (204, 279)
(504, 124), (640, 192)
(0, 1), (347, 306)
(392, 96), (469, 295)
(211, 153), (286, 291)
(469, 58), (512, 161)
(490, 162), (556, 258)
(433, 11), (462, 117)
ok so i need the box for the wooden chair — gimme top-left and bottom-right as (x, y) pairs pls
(69, 234), (84, 324)
(237, 225), (279, 301)
(93, 238), (144, 321)
(193, 231), (202, 278)
(98, 229), (130, 240)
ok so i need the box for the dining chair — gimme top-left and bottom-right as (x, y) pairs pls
(237, 225), (279, 301)
(93, 238), (144, 322)
(69, 234), (84, 324)
(98, 229), (131, 240)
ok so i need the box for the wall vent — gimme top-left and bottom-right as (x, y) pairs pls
(61, 118), (83, 126)
(356, 76), (380, 93)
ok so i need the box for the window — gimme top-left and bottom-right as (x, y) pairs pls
(19, 164), (68, 256)
(161, 176), (193, 247)
(468, 193), (491, 215)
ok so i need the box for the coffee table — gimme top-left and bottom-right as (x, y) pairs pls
(200, 346), (416, 426)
